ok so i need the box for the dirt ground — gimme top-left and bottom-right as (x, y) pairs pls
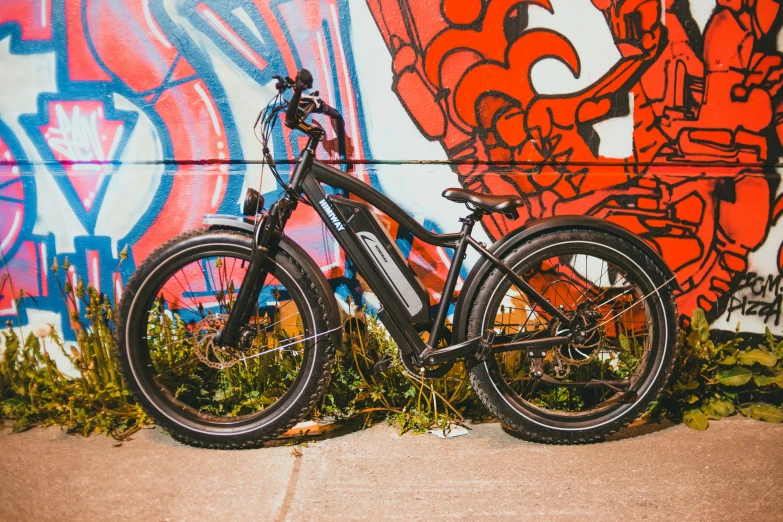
(1, 416), (782, 521)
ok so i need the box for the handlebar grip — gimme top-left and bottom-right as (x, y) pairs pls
(316, 101), (347, 164)
(319, 102), (341, 120)
(285, 68), (313, 127)
(285, 89), (302, 127)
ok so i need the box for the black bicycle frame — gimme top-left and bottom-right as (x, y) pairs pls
(218, 138), (572, 367)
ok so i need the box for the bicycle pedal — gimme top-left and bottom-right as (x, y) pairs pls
(373, 356), (395, 375)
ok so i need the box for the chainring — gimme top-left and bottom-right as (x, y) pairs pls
(401, 326), (456, 378)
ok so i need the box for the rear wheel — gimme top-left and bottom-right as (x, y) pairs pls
(115, 230), (338, 448)
(467, 230), (678, 443)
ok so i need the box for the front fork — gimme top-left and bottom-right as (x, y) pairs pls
(214, 196), (296, 347)
(216, 135), (319, 347)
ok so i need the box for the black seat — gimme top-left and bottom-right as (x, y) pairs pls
(442, 188), (524, 218)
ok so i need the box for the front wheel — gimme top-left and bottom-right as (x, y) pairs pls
(115, 229), (339, 448)
(467, 229), (678, 444)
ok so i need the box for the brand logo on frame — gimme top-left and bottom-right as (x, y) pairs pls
(319, 199), (345, 231)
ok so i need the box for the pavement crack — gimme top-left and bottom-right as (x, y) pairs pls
(274, 455), (303, 522)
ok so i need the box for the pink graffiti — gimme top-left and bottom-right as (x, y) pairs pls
(38, 100), (124, 211)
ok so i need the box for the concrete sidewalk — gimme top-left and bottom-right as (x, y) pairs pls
(1, 417), (781, 521)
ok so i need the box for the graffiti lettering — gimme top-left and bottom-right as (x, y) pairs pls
(726, 294), (782, 327)
(734, 274), (783, 300)
(45, 103), (120, 169)
(367, 0), (783, 324)
(0, 0), (781, 339)
(725, 273), (783, 326)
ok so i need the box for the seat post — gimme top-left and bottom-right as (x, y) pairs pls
(425, 214), (477, 352)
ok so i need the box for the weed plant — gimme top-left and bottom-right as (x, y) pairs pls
(1, 260), (781, 441)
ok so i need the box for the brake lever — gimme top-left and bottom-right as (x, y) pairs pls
(311, 99), (348, 171)
(299, 95), (319, 118)
(273, 75), (285, 93)
(273, 75), (296, 93)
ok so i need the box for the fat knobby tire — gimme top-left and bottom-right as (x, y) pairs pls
(114, 229), (337, 449)
(467, 229), (679, 444)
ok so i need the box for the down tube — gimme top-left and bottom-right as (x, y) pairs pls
(298, 176), (427, 359)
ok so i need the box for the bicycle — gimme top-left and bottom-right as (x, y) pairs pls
(115, 69), (679, 448)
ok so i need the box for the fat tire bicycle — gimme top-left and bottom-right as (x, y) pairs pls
(115, 69), (679, 448)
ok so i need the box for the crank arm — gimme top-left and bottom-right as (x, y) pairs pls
(420, 336), (481, 365)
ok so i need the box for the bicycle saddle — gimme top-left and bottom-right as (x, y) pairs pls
(442, 188), (523, 219)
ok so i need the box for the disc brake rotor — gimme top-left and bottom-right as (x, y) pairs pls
(193, 314), (243, 370)
(548, 313), (604, 377)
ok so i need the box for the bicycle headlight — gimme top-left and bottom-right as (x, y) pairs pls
(242, 188), (264, 216)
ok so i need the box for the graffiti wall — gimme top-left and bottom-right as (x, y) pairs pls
(1, 0), (782, 340)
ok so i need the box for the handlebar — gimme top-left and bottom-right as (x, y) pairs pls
(314, 100), (341, 120)
(274, 67), (347, 162)
(284, 68), (312, 127)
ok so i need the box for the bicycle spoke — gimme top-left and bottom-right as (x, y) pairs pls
(136, 251), (309, 422)
(487, 245), (663, 416)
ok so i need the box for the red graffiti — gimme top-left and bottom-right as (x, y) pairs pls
(368, 0), (783, 317)
(65, 0), (229, 260)
(0, 0), (51, 42)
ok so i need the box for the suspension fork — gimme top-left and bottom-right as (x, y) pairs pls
(215, 195), (297, 347)
(214, 207), (274, 347)
(216, 133), (319, 347)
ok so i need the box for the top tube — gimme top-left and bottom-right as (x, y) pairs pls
(310, 160), (461, 248)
